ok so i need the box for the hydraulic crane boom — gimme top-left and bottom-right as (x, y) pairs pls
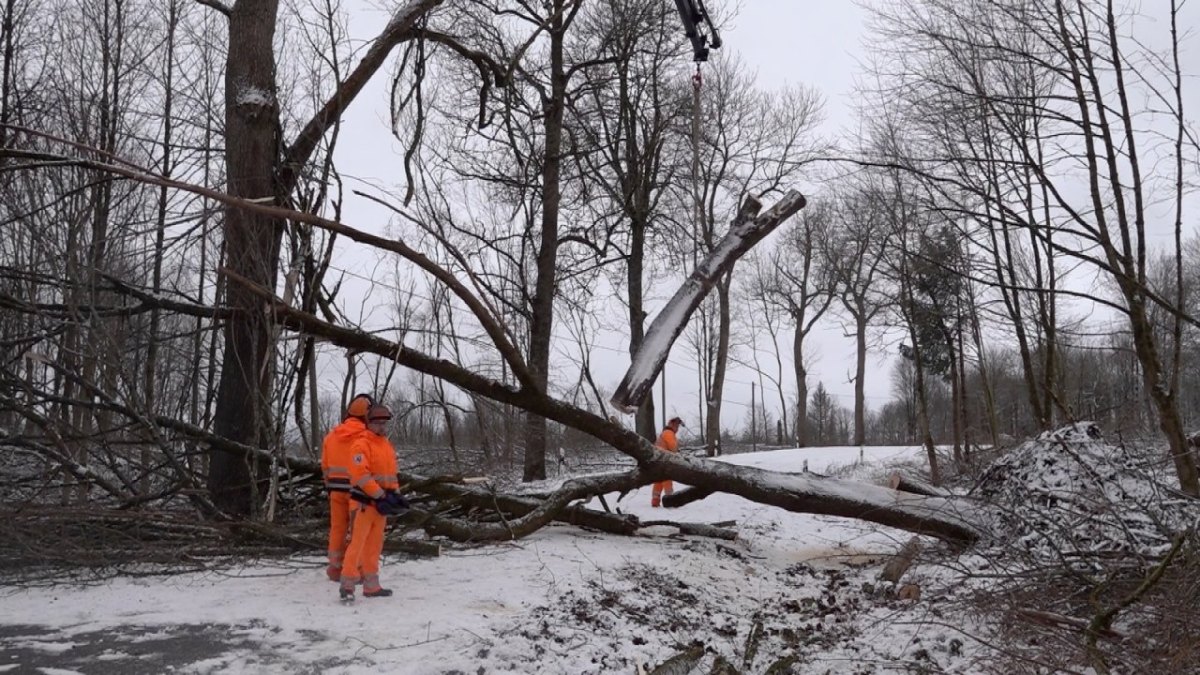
(673, 0), (721, 62)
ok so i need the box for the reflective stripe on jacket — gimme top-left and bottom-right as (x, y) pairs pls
(320, 417), (367, 493)
(347, 431), (400, 502)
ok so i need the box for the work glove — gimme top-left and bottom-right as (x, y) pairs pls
(374, 490), (410, 516)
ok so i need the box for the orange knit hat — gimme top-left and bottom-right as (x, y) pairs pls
(345, 393), (374, 419)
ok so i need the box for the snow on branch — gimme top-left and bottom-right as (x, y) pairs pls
(611, 190), (807, 413)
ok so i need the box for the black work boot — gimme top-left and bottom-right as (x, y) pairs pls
(363, 587), (393, 598)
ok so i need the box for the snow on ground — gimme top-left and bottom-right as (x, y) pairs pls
(0, 446), (990, 674)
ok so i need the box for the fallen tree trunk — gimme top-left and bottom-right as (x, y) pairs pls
(647, 644), (705, 675)
(118, 230), (987, 546)
(398, 470), (643, 539)
(655, 455), (981, 544)
(402, 470), (649, 542)
(658, 462), (980, 544)
(661, 486), (712, 508)
(888, 472), (955, 498)
(639, 520), (737, 540)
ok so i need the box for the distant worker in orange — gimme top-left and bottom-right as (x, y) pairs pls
(320, 393), (374, 582)
(651, 417), (684, 507)
(339, 403), (409, 601)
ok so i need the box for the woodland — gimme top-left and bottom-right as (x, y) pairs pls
(1, 0), (1200, 671)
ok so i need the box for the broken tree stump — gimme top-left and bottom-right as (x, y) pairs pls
(879, 536), (923, 584)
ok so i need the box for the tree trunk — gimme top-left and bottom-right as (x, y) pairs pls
(144, 0), (179, 495)
(0, 0), (16, 148)
(793, 322), (809, 448)
(911, 338), (940, 485)
(522, 0), (568, 482)
(1128, 297), (1199, 495)
(852, 310), (867, 446)
(628, 221), (656, 441)
(705, 274), (732, 457)
(210, 0), (284, 516)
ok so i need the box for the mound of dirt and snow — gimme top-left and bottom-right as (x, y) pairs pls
(973, 422), (1199, 560)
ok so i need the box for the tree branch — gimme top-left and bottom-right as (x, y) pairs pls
(279, 0), (446, 193)
(193, 0), (230, 17)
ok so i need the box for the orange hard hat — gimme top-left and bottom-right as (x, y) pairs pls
(346, 393), (374, 419)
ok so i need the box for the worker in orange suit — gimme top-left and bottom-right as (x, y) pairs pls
(339, 403), (409, 601)
(651, 417), (684, 507)
(320, 393), (374, 582)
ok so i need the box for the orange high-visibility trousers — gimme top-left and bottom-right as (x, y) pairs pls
(340, 502), (387, 593)
(326, 491), (352, 580)
(651, 480), (673, 506)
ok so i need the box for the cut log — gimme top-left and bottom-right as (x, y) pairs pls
(640, 520), (737, 540)
(709, 655), (740, 675)
(661, 486), (713, 508)
(382, 538), (441, 557)
(878, 536), (922, 584)
(742, 619), (764, 669)
(610, 191), (807, 413)
(763, 655), (799, 674)
(888, 472), (954, 498)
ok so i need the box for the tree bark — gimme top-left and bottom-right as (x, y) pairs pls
(522, 0), (570, 482)
(210, 0), (284, 516)
(878, 536), (921, 584)
(705, 274), (731, 456)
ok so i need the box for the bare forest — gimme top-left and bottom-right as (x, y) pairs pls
(2, 0), (1200, 672)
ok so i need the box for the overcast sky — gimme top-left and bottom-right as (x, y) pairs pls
(326, 0), (900, 433)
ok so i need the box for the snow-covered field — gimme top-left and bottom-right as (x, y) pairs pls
(0, 446), (1013, 673)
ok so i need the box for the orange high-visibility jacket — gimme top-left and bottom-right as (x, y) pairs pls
(347, 431), (400, 502)
(321, 417), (367, 494)
(655, 427), (678, 453)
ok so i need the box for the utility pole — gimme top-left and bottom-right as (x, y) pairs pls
(751, 382), (756, 453)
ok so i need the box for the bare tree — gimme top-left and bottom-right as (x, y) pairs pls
(746, 201), (835, 447)
(860, 0), (1200, 494)
(826, 185), (892, 448)
(208, 0), (451, 514)
(677, 54), (823, 455)
(572, 0), (690, 442)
